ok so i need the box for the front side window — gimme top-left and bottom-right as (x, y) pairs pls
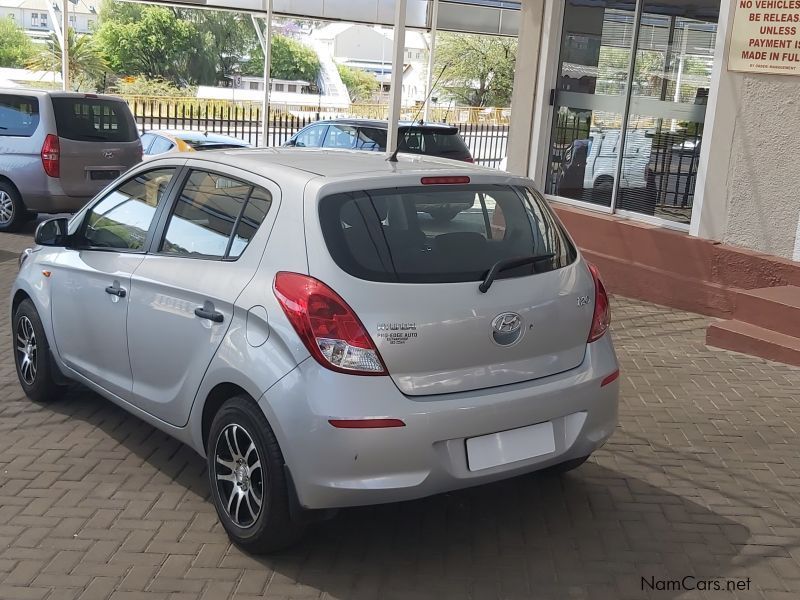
(160, 170), (272, 259)
(293, 124), (326, 148)
(81, 168), (176, 250)
(319, 185), (576, 284)
(0, 95), (39, 137)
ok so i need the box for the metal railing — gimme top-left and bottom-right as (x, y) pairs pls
(128, 98), (510, 166)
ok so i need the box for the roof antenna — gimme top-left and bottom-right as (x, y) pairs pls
(387, 63), (449, 162)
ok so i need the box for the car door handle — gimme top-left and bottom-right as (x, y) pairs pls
(105, 285), (126, 298)
(194, 302), (224, 323)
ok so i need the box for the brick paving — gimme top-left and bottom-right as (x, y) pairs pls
(0, 223), (799, 599)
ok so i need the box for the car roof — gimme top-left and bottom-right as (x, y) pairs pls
(304, 118), (458, 131)
(0, 88), (127, 102)
(169, 147), (492, 180)
(147, 130), (250, 145)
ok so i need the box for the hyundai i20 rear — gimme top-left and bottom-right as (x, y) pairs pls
(12, 149), (619, 553)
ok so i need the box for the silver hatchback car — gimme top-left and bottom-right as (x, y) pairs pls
(12, 149), (619, 552)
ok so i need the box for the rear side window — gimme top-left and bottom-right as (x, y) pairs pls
(398, 129), (470, 158)
(52, 97), (137, 142)
(356, 128), (386, 151)
(160, 170), (272, 260)
(0, 95), (39, 137)
(322, 124), (357, 149)
(82, 168), (176, 250)
(149, 135), (174, 155)
(319, 184), (576, 284)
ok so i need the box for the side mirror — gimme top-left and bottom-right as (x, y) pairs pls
(284, 139), (297, 147)
(35, 217), (70, 247)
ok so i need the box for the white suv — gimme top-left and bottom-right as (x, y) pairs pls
(12, 149), (619, 552)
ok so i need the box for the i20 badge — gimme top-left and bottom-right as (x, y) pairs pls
(491, 312), (524, 346)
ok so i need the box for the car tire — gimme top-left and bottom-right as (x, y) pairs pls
(13, 299), (63, 403)
(207, 396), (305, 553)
(543, 454), (591, 475)
(0, 181), (27, 233)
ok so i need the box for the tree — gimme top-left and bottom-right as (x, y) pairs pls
(186, 11), (258, 84)
(94, 1), (201, 85)
(242, 34), (321, 82)
(0, 16), (35, 68)
(27, 28), (107, 91)
(434, 33), (516, 107)
(337, 64), (379, 102)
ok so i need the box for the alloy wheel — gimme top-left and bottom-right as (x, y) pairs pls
(16, 316), (37, 385)
(0, 191), (14, 225)
(214, 423), (264, 528)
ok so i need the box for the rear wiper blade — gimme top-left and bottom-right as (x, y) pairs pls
(479, 254), (555, 293)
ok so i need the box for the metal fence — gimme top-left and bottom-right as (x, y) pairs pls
(128, 99), (509, 167)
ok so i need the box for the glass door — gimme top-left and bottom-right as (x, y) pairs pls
(547, 0), (720, 226)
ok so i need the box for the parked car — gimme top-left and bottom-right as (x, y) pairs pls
(12, 148), (619, 553)
(285, 120), (475, 221)
(141, 129), (252, 157)
(0, 90), (142, 232)
(284, 119), (474, 162)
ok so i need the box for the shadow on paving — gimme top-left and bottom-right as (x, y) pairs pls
(43, 386), (751, 600)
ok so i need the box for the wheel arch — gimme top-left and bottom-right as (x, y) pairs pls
(201, 382), (259, 453)
(0, 175), (21, 197)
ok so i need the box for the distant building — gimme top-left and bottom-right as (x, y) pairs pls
(0, 0), (98, 40)
(311, 22), (429, 104)
(232, 76), (313, 95)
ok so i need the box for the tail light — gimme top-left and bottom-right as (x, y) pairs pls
(587, 262), (610, 342)
(273, 272), (387, 376)
(41, 134), (60, 178)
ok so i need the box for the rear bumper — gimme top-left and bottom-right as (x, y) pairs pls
(259, 334), (619, 510)
(23, 192), (91, 213)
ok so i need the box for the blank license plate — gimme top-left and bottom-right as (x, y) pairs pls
(466, 421), (556, 471)
(90, 170), (119, 181)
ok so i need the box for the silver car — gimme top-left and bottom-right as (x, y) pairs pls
(11, 149), (619, 552)
(0, 89), (142, 232)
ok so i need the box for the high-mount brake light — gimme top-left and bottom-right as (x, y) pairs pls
(420, 176), (471, 185)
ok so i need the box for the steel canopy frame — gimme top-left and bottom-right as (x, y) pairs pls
(124, 0), (519, 151)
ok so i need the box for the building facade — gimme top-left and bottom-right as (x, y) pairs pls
(0, 0), (97, 40)
(507, 0), (800, 264)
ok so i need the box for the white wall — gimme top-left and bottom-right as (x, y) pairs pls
(691, 0), (800, 261)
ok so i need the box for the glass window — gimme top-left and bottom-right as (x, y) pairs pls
(397, 128), (471, 160)
(52, 97), (137, 142)
(82, 168), (175, 250)
(293, 124), (326, 148)
(356, 128), (386, 151)
(322, 124), (357, 149)
(0, 95), (40, 137)
(160, 170), (272, 259)
(547, 0), (719, 224)
(148, 135), (175, 155)
(140, 133), (155, 154)
(319, 185), (576, 284)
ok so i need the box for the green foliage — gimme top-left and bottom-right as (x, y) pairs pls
(434, 33), (516, 107)
(243, 34), (321, 82)
(111, 76), (192, 97)
(94, 1), (200, 84)
(336, 64), (379, 102)
(0, 16), (35, 68)
(27, 28), (107, 91)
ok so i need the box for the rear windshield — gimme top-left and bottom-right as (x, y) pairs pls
(398, 128), (470, 158)
(0, 95), (39, 137)
(52, 97), (137, 142)
(319, 184), (577, 284)
(183, 141), (247, 151)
